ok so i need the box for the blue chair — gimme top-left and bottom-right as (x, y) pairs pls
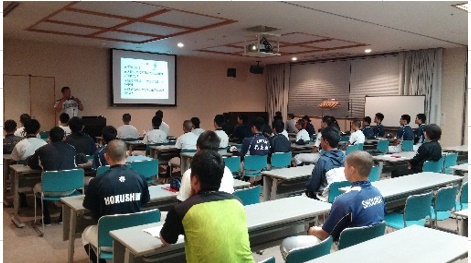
(340, 136), (350, 142)
(92, 209), (161, 261)
(443, 153), (458, 174)
(377, 139), (389, 154)
(34, 168), (85, 236)
(345, 145), (359, 156)
(223, 156), (241, 178)
(39, 131), (49, 140)
(243, 155), (267, 178)
(328, 181), (351, 203)
(271, 152), (292, 169)
(456, 181), (468, 211)
(368, 165), (381, 182)
(356, 143), (364, 150)
(284, 236), (333, 263)
(233, 185), (261, 206)
(96, 165), (110, 176)
(385, 191), (433, 230)
(401, 140), (414, 151)
(130, 159), (158, 184)
(338, 221), (386, 250)
(423, 157), (444, 173)
(430, 185), (458, 229)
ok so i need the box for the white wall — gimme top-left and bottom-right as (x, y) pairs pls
(441, 47), (467, 147)
(3, 39), (267, 137)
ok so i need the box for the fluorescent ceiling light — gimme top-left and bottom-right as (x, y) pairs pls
(177, 43), (184, 48)
(291, 57), (297, 61)
(365, 49), (372, 53)
(452, 3), (468, 12)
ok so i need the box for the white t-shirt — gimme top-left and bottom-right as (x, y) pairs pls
(14, 127), (40, 138)
(143, 129), (168, 144)
(281, 129), (289, 140)
(59, 125), (72, 137)
(54, 98), (79, 117)
(314, 133), (322, 148)
(296, 129), (310, 142)
(117, 124), (139, 139)
(192, 128), (205, 136)
(349, 130), (366, 145)
(160, 122), (170, 135)
(175, 132), (198, 150)
(177, 166), (235, 201)
(215, 130), (229, 148)
(10, 138), (47, 161)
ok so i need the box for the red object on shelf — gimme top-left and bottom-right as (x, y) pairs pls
(162, 186), (178, 193)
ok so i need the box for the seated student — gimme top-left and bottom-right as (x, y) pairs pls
(3, 119), (23, 154)
(191, 117), (205, 136)
(361, 116), (375, 139)
(348, 119), (365, 145)
(388, 114), (414, 153)
(58, 113), (72, 137)
(303, 115), (316, 137)
(275, 119), (289, 140)
(230, 114), (252, 143)
(295, 119), (310, 143)
(414, 113), (426, 145)
(11, 119), (47, 161)
(14, 113), (32, 137)
(221, 113), (234, 137)
(154, 110), (170, 135)
(93, 126), (117, 169)
(261, 116), (274, 139)
(214, 114), (229, 149)
(269, 120), (291, 155)
(168, 120), (199, 170)
(305, 126), (345, 199)
(160, 150), (254, 263)
(65, 117), (97, 156)
(391, 124), (442, 178)
(116, 113), (139, 139)
(29, 127), (77, 225)
(281, 151), (385, 258)
(82, 140), (150, 263)
(143, 116), (168, 144)
(285, 113), (298, 133)
(177, 131), (234, 202)
(292, 116), (338, 166)
(240, 117), (270, 161)
(373, 112), (385, 138)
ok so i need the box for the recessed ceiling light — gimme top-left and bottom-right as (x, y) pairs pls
(177, 43), (184, 48)
(291, 57), (297, 61)
(452, 3), (468, 12)
(364, 49), (372, 53)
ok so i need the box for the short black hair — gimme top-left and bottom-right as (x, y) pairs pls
(302, 115), (311, 122)
(59, 113), (70, 124)
(24, 119), (40, 135)
(61, 86), (70, 93)
(214, 114), (225, 127)
(238, 114), (248, 123)
(424, 124), (442, 141)
(401, 114), (411, 124)
(275, 111), (282, 117)
(272, 120), (284, 133)
(49, 126), (65, 142)
(416, 113), (426, 123)
(288, 113), (295, 119)
(363, 116), (371, 124)
(190, 150), (224, 191)
(375, 113), (384, 121)
(322, 115), (336, 126)
(191, 117), (201, 128)
(197, 131), (220, 151)
(251, 117), (265, 132)
(155, 110), (163, 118)
(69, 117), (84, 133)
(19, 113), (31, 124)
(152, 116), (162, 129)
(4, 120), (17, 133)
(122, 113), (131, 122)
(297, 118), (305, 127)
(321, 126), (340, 148)
(102, 126), (117, 144)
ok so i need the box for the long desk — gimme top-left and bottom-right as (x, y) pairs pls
(261, 165), (314, 201)
(452, 208), (468, 236)
(3, 154), (15, 206)
(110, 196), (331, 263)
(180, 149), (233, 172)
(291, 142), (315, 154)
(449, 163), (468, 175)
(8, 164), (42, 228)
(341, 172), (463, 210)
(442, 145), (468, 153)
(372, 151), (416, 163)
(308, 225), (468, 263)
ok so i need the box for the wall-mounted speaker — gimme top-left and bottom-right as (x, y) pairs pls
(227, 68), (236, 77)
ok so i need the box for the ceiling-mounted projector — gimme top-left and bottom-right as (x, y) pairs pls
(243, 33), (281, 57)
(249, 61), (264, 74)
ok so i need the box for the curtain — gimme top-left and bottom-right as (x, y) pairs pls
(266, 64), (290, 122)
(400, 48), (443, 125)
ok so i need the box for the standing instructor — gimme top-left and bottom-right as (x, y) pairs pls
(54, 86), (84, 117)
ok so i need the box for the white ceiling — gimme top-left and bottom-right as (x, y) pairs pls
(3, 1), (467, 64)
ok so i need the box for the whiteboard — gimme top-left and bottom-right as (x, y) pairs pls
(364, 96), (425, 127)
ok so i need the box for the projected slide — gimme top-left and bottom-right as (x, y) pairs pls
(111, 49), (176, 106)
